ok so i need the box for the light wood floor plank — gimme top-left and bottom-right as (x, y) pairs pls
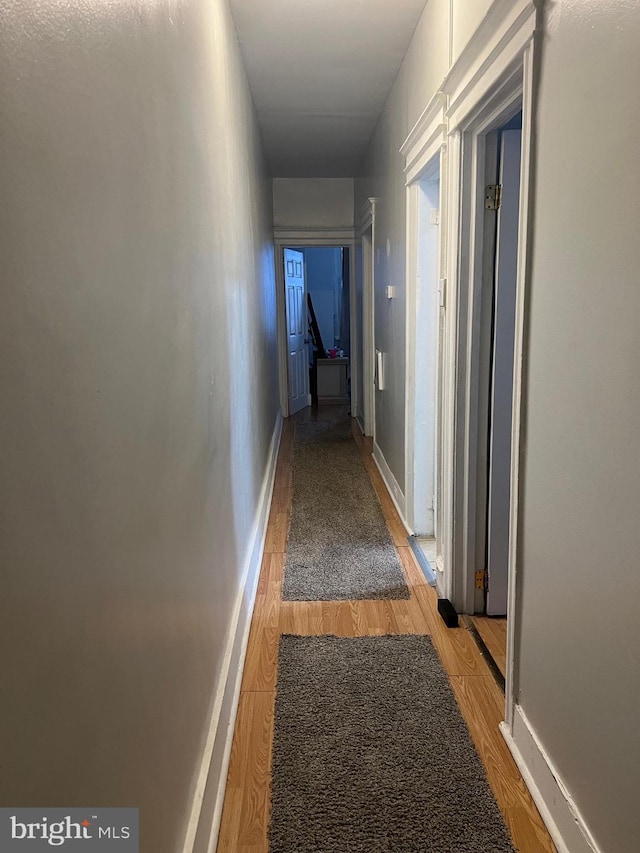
(263, 510), (289, 554)
(217, 692), (273, 851)
(449, 675), (532, 809)
(471, 614), (508, 677)
(256, 553), (283, 594)
(241, 626), (279, 692)
(397, 545), (431, 589)
(414, 585), (494, 678)
(505, 807), (557, 853)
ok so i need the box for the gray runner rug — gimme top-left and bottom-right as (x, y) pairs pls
(269, 635), (515, 853)
(282, 419), (409, 600)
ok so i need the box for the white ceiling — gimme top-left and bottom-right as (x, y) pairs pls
(229, 0), (429, 177)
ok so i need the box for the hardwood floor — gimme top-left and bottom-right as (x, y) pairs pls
(471, 614), (508, 678)
(217, 408), (555, 853)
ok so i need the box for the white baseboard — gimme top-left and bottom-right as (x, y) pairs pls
(181, 411), (283, 853)
(500, 706), (601, 853)
(372, 441), (412, 535)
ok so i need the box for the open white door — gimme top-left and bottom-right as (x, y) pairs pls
(284, 248), (310, 416)
(486, 129), (521, 616)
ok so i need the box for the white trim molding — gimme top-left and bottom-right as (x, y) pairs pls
(372, 441), (410, 535)
(501, 707), (602, 853)
(401, 91), (448, 185)
(442, 0), (537, 130)
(438, 126), (461, 604)
(182, 412), (282, 853)
(273, 227), (355, 245)
(504, 38), (536, 731)
(401, 94), (447, 546)
(358, 196), (378, 234)
(360, 198), (379, 437)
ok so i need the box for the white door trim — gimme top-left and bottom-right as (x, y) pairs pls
(504, 39), (536, 730)
(486, 127), (522, 616)
(401, 91), (447, 184)
(274, 232), (356, 418)
(400, 94), (448, 566)
(358, 199), (378, 438)
(442, 0), (537, 129)
(439, 0), (537, 727)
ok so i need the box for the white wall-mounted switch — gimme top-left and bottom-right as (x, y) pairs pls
(385, 285), (395, 299)
(375, 349), (384, 391)
(438, 278), (447, 308)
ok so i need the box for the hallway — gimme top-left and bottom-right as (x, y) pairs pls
(216, 408), (553, 852)
(2, 0), (639, 850)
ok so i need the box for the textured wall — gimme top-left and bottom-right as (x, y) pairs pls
(517, 2), (640, 849)
(0, 0), (278, 850)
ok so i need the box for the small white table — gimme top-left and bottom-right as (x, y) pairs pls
(316, 357), (349, 403)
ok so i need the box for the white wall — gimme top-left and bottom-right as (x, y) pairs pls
(0, 1), (278, 851)
(516, 3), (640, 850)
(273, 177), (354, 229)
(451, 0), (494, 62)
(357, 2), (640, 851)
(355, 0), (450, 491)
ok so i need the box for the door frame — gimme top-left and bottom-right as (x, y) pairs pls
(440, 0), (538, 730)
(358, 200), (378, 438)
(485, 125), (523, 616)
(401, 94), (448, 579)
(274, 229), (356, 417)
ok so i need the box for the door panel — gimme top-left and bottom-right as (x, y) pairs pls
(285, 248), (309, 416)
(486, 129), (521, 616)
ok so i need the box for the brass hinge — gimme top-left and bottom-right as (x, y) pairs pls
(485, 184), (502, 210)
(475, 569), (487, 589)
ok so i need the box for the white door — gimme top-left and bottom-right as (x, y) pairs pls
(284, 248), (309, 416)
(486, 129), (522, 615)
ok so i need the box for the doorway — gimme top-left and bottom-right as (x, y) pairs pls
(449, 95), (525, 691)
(465, 111), (522, 683)
(483, 112), (522, 618)
(434, 2), (536, 737)
(406, 165), (441, 542)
(280, 244), (353, 417)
